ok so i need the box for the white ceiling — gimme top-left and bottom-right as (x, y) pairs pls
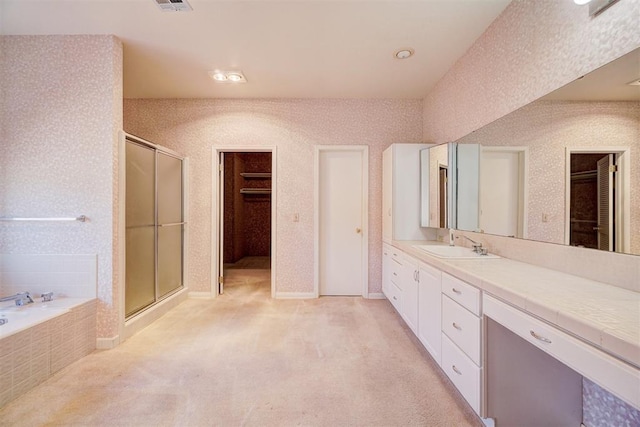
(0, 0), (511, 99)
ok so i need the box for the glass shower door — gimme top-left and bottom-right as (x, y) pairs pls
(125, 142), (156, 317)
(157, 152), (184, 298)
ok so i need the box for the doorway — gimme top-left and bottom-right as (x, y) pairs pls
(212, 148), (276, 298)
(479, 147), (527, 238)
(565, 148), (630, 253)
(314, 146), (368, 297)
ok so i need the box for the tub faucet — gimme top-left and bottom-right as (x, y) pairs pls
(0, 292), (34, 306)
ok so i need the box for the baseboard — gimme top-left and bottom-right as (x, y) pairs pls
(96, 336), (120, 350)
(275, 292), (317, 299)
(188, 291), (214, 299)
(367, 293), (386, 299)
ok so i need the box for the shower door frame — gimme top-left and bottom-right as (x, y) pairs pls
(211, 146), (277, 299)
(117, 132), (190, 346)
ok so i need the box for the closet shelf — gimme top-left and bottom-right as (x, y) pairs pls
(240, 172), (271, 179)
(240, 188), (272, 195)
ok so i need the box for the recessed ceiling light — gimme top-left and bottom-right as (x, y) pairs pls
(227, 73), (244, 82)
(211, 72), (227, 82)
(394, 49), (414, 60)
(208, 70), (247, 83)
(573, 0), (592, 5)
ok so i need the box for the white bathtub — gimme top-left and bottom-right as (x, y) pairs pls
(0, 297), (91, 339)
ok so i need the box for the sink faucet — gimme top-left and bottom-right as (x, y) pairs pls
(0, 292), (34, 306)
(456, 234), (484, 253)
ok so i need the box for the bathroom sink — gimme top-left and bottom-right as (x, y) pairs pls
(413, 245), (500, 259)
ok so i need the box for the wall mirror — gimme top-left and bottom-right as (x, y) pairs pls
(449, 47), (639, 256)
(420, 143), (450, 229)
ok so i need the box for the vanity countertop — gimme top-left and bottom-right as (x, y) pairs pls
(392, 240), (640, 369)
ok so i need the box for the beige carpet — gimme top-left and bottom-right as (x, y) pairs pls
(0, 269), (482, 427)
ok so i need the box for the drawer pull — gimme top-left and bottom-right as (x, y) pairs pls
(530, 330), (552, 344)
(392, 296), (397, 301)
(393, 272), (398, 276)
(452, 322), (462, 330)
(452, 288), (462, 294)
(452, 365), (462, 375)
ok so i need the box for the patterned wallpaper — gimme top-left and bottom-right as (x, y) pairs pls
(423, 0), (640, 144)
(456, 100), (640, 254)
(124, 99), (424, 295)
(0, 35), (123, 338)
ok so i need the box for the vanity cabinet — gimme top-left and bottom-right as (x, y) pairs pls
(418, 262), (442, 365)
(440, 272), (484, 415)
(382, 143), (433, 242)
(382, 245), (403, 313)
(401, 255), (419, 334)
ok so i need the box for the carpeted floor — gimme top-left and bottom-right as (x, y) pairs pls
(0, 269), (482, 426)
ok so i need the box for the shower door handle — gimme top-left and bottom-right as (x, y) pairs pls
(159, 222), (186, 227)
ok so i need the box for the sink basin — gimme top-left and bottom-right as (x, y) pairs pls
(413, 245), (500, 259)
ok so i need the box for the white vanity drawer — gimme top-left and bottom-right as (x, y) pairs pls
(390, 248), (404, 265)
(484, 294), (640, 410)
(390, 258), (403, 287)
(442, 273), (481, 315)
(386, 281), (402, 313)
(441, 333), (481, 414)
(442, 295), (482, 365)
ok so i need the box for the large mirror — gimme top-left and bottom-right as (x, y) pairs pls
(450, 47), (639, 255)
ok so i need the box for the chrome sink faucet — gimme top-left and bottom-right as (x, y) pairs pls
(0, 292), (34, 306)
(454, 234), (484, 253)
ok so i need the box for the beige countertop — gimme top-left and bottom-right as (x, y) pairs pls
(391, 240), (640, 369)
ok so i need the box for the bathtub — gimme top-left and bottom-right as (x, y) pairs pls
(0, 297), (97, 408)
(0, 299), (72, 338)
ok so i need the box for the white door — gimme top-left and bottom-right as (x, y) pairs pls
(480, 150), (522, 237)
(318, 148), (366, 296)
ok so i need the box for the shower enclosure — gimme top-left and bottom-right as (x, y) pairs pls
(125, 136), (185, 318)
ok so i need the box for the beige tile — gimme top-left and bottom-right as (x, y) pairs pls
(601, 328), (640, 367)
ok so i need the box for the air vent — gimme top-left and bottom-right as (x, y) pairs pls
(154, 0), (192, 12)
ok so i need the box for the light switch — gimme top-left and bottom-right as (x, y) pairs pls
(293, 213), (299, 222)
(542, 213), (549, 223)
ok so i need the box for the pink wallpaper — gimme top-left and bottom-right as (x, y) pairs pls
(124, 99), (423, 295)
(423, 0), (640, 144)
(0, 35), (123, 338)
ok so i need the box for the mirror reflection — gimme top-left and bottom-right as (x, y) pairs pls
(421, 144), (449, 229)
(451, 47), (639, 255)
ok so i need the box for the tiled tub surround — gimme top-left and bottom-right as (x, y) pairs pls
(0, 298), (97, 408)
(392, 240), (640, 421)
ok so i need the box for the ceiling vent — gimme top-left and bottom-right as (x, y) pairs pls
(154, 0), (192, 12)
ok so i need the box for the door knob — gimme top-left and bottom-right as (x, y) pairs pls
(356, 228), (362, 234)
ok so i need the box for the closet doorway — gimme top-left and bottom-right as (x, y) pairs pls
(212, 148), (276, 298)
(565, 147), (630, 253)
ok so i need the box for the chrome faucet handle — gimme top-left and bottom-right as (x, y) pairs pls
(41, 292), (54, 302)
(15, 292), (34, 305)
(471, 242), (483, 253)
